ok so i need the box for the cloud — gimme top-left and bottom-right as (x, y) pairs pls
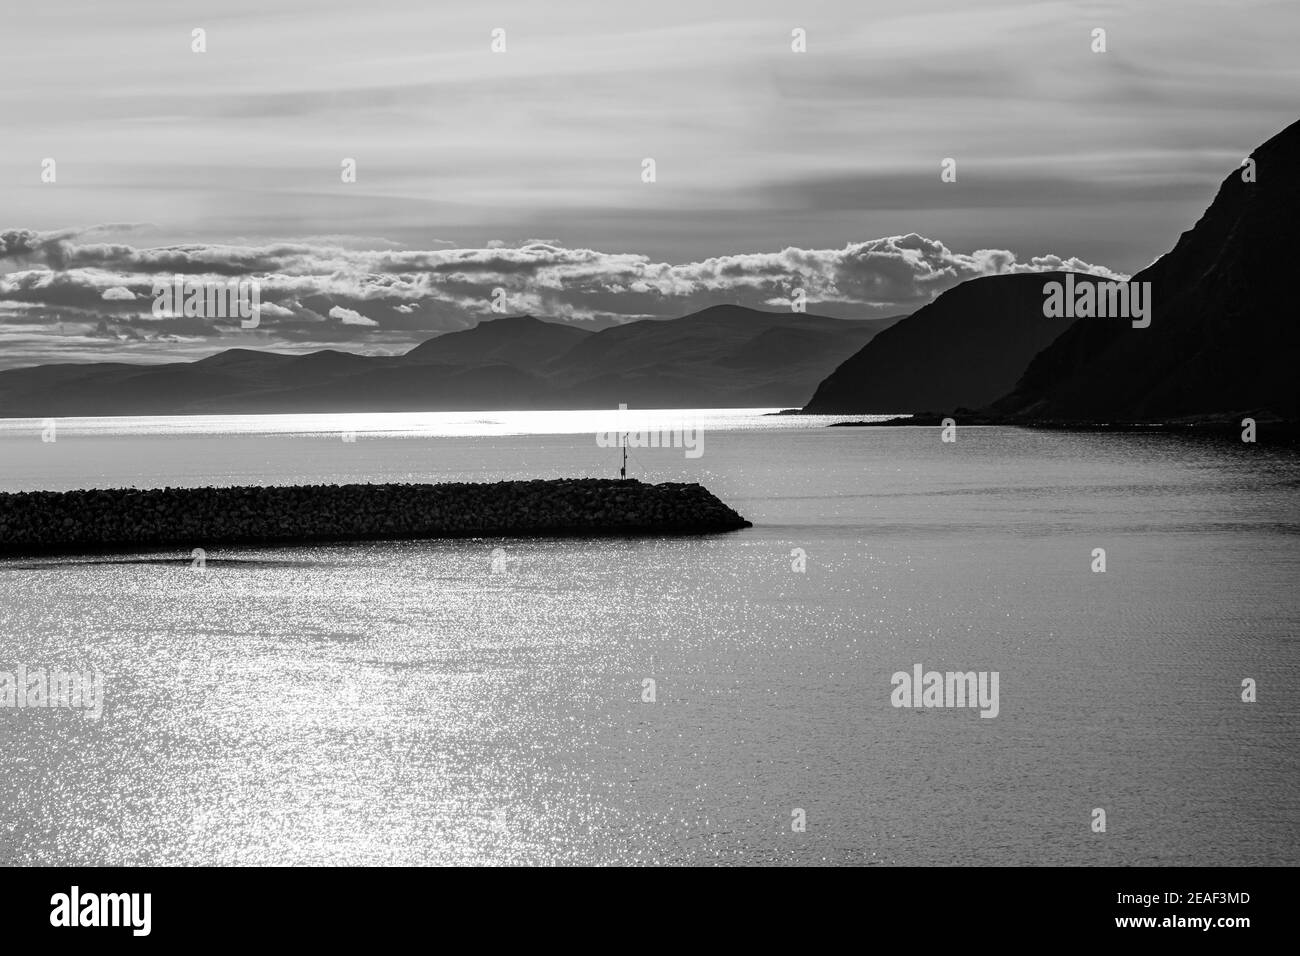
(328, 305), (378, 326)
(3, 0), (1293, 280)
(0, 224), (156, 271)
(0, 224), (1123, 368)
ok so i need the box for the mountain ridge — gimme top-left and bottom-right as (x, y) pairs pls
(0, 307), (902, 417)
(801, 116), (1300, 423)
(801, 272), (1092, 414)
(993, 117), (1300, 421)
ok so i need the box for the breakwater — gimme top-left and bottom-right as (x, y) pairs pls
(0, 478), (751, 555)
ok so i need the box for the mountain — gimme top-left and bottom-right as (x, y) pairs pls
(0, 307), (900, 417)
(994, 119), (1300, 422)
(548, 305), (902, 407)
(804, 117), (1300, 422)
(801, 273), (1088, 413)
(205, 362), (557, 413)
(401, 314), (592, 367)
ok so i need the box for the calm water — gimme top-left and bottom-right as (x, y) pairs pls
(1, 411), (1297, 865)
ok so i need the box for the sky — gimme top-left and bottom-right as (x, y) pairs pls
(1, 0), (1298, 368)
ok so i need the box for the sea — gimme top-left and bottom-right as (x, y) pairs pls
(1, 409), (1297, 865)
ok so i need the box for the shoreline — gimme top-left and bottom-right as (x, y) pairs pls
(820, 415), (1300, 438)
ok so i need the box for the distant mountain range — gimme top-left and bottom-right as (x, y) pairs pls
(0, 306), (901, 417)
(9, 121), (1296, 423)
(805, 117), (1300, 423)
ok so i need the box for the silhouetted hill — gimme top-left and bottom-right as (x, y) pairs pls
(995, 118), (1300, 422)
(402, 314), (591, 368)
(802, 273), (1087, 413)
(551, 305), (901, 406)
(195, 348), (296, 370)
(198, 363), (555, 413)
(1, 363), (254, 417)
(0, 306), (900, 416)
(805, 118), (1300, 423)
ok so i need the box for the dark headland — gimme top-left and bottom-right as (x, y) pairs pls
(0, 479), (752, 556)
(800, 118), (1300, 430)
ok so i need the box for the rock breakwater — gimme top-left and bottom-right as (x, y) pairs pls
(0, 478), (752, 555)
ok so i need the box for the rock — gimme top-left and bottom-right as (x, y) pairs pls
(0, 478), (752, 555)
